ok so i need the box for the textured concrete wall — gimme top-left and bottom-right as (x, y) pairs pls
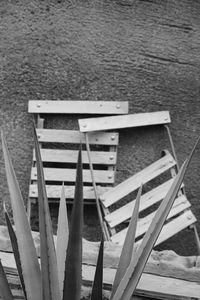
(0, 0), (200, 255)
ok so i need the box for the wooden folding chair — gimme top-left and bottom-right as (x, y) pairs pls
(28, 100), (128, 232)
(79, 111), (199, 248)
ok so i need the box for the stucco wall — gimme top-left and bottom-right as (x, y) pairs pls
(0, 0), (200, 255)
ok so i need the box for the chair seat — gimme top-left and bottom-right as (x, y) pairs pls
(99, 150), (197, 246)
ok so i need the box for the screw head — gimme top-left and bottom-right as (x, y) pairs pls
(116, 104), (121, 109)
(111, 135), (115, 140)
(110, 155), (114, 160)
(37, 104), (41, 108)
(108, 174), (112, 179)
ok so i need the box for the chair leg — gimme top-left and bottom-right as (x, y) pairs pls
(164, 125), (179, 169)
(191, 224), (200, 255)
(27, 199), (32, 225)
(85, 133), (110, 241)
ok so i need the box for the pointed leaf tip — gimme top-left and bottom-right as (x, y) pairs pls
(111, 185), (142, 299)
(63, 146), (83, 300)
(0, 260), (13, 300)
(57, 183), (69, 295)
(1, 130), (42, 300)
(112, 154), (194, 300)
(34, 126), (60, 300)
(91, 238), (104, 300)
(4, 210), (27, 299)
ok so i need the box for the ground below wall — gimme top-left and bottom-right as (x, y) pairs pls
(0, 0), (200, 255)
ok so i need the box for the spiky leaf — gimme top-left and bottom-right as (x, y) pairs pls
(4, 204), (27, 299)
(1, 132), (42, 300)
(0, 260), (13, 300)
(112, 138), (199, 300)
(91, 238), (104, 300)
(62, 148), (83, 300)
(56, 183), (69, 295)
(111, 185), (142, 299)
(33, 127), (60, 300)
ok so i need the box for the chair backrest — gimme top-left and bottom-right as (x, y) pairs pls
(28, 100), (128, 219)
(99, 150), (196, 246)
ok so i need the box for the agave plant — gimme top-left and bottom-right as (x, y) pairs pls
(1, 128), (199, 300)
(1, 128), (83, 300)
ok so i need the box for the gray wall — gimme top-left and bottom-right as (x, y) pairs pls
(1, 0), (200, 255)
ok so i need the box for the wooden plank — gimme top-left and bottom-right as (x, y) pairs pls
(3, 263), (200, 300)
(36, 129), (119, 145)
(31, 167), (115, 184)
(2, 244), (200, 286)
(29, 184), (112, 199)
(111, 209), (196, 246)
(104, 179), (184, 228)
(100, 152), (176, 207)
(1, 238), (200, 283)
(79, 111), (170, 132)
(82, 264), (200, 300)
(33, 149), (117, 165)
(5, 270), (200, 300)
(1, 237), (200, 300)
(28, 100), (129, 115)
(2, 251), (200, 300)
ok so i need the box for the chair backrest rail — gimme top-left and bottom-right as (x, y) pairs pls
(33, 149), (117, 165)
(36, 129), (119, 145)
(31, 167), (115, 184)
(79, 111), (171, 132)
(29, 100), (129, 115)
(29, 184), (112, 199)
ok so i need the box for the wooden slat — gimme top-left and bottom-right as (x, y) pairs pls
(36, 129), (119, 145)
(79, 111), (170, 132)
(111, 209), (196, 246)
(135, 195), (191, 238)
(33, 149), (117, 165)
(104, 179), (184, 228)
(29, 184), (112, 199)
(110, 194), (189, 242)
(28, 100), (129, 115)
(100, 152), (176, 207)
(31, 167), (115, 184)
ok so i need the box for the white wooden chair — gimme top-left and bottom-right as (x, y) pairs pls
(28, 100), (128, 226)
(79, 111), (199, 247)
